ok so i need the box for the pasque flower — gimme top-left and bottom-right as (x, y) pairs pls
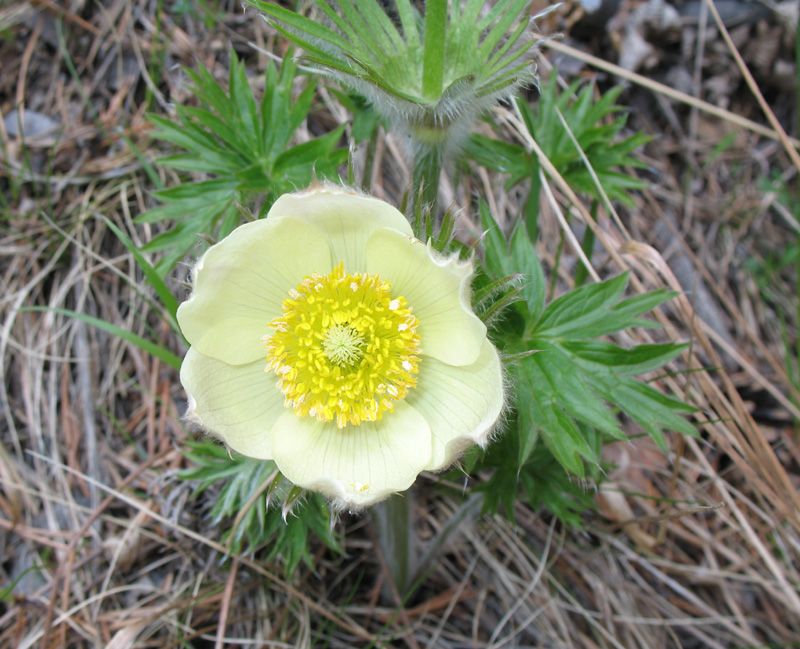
(178, 184), (504, 509)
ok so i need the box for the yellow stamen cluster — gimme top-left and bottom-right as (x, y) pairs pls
(264, 262), (421, 428)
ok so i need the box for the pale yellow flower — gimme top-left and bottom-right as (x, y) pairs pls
(178, 184), (504, 509)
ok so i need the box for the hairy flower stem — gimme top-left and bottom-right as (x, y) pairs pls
(360, 129), (379, 192)
(410, 145), (443, 231)
(371, 490), (418, 599)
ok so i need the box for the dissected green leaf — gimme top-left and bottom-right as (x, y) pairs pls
(508, 220), (546, 322)
(180, 441), (341, 572)
(562, 340), (688, 375)
(533, 272), (628, 337)
(141, 50), (346, 274)
(580, 365), (698, 450)
(478, 199), (693, 482)
(477, 222), (693, 486)
(473, 421), (595, 525)
(533, 274), (677, 340)
(514, 345), (623, 475)
(478, 199), (511, 279)
(465, 71), (650, 212)
(272, 125), (347, 175)
(478, 201), (545, 325)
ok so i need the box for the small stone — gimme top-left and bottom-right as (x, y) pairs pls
(4, 109), (60, 138)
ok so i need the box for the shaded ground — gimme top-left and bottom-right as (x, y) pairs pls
(2, 1), (800, 647)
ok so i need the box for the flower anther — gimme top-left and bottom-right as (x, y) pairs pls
(264, 262), (421, 428)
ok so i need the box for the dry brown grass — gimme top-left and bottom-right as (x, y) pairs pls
(2, 1), (800, 647)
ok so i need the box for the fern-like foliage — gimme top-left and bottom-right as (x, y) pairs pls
(181, 441), (342, 573)
(139, 51), (347, 274)
(469, 203), (696, 522)
(465, 72), (650, 237)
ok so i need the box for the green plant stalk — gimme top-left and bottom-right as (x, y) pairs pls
(361, 127), (379, 192)
(795, 13), (800, 408)
(525, 158), (541, 241)
(422, 0), (447, 100)
(549, 228), (564, 299)
(408, 493), (483, 588)
(410, 144), (443, 226)
(574, 200), (598, 286)
(370, 491), (417, 598)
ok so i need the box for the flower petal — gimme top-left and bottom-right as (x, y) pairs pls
(406, 339), (504, 471)
(270, 402), (432, 508)
(178, 217), (332, 365)
(365, 228), (486, 365)
(267, 185), (413, 271)
(181, 347), (284, 459)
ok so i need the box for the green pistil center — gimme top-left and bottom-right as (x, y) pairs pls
(322, 324), (364, 365)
